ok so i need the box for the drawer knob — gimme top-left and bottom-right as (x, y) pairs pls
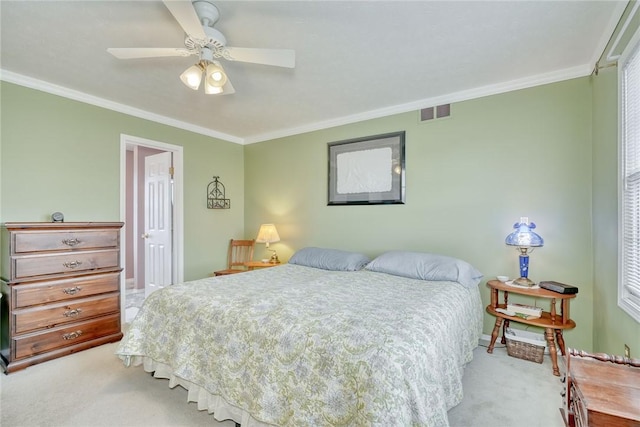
(62, 286), (82, 295)
(61, 238), (81, 247)
(63, 308), (83, 318)
(62, 330), (83, 340)
(62, 260), (83, 269)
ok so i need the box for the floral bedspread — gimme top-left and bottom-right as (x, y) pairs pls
(117, 264), (483, 426)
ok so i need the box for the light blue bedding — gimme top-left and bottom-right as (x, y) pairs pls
(117, 263), (483, 426)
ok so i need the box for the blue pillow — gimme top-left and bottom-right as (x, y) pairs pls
(365, 251), (483, 288)
(289, 247), (370, 271)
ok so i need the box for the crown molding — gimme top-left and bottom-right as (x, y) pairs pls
(0, 70), (244, 145)
(600, 1), (635, 64)
(2, 63), (593, 147)
(243, 63), (593, 144)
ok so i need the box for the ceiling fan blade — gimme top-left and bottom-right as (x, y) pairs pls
(163, 0), (207, 40)
(107, 48), (193, 59)
(224, 47), (295, 68)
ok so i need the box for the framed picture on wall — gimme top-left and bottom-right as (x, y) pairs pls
(328, 131), (405, 205)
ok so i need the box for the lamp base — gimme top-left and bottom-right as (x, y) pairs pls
(269, 250), (279, 264)
(513, 277), (536, 287)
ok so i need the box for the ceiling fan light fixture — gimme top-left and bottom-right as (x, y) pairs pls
(204, 83), (224, 95)
(180, 64), (203, 90)
(206, 61), (227, 87)
(107, 0), (296, 97)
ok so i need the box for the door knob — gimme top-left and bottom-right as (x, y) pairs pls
(141, 233), (150, 239)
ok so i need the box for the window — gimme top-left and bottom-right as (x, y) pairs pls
(619, 26), (640, 323)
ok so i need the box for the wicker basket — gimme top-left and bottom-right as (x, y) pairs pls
(504, 328), (545, 364)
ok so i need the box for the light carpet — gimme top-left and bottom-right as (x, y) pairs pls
(0, 340), (565, 427)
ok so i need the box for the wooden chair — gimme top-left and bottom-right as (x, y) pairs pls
(212, 239), (255, 276)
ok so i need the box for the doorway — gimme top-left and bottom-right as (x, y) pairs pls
(120, 134), (184, 324)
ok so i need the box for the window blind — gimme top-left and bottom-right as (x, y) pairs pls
(621, 34), (640, 320)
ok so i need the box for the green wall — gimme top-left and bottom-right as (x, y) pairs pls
(2, 64), (639, 355)
(246, 77), (595, 351)
(592, 66), (640, 354)
(0, 82), (245, 280)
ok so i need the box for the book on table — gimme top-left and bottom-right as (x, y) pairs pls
(506, 303), (542, 318)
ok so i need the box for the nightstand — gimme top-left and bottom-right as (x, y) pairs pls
(245, 261), (281, 271)
(486, 279), (577, 376)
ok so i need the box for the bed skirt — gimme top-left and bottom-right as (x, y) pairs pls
(121, 355), (273, 427)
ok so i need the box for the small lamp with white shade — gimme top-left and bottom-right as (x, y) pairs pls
(255, 224), (281, 264)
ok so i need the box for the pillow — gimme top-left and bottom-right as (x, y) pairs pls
(365, 251), (483, 288)
(288, 247), (370, 271)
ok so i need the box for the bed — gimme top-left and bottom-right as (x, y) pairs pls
(117, 248), (484, 426)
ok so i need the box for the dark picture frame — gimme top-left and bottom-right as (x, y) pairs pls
(328, 131), (405, 205)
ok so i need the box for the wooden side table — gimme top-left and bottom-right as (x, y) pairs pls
(486, 279), (577, 376)
(245, 261), (281, 271)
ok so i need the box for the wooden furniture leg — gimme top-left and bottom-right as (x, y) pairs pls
(545, 328), (560, 376)
(487, 317), (503, 354)
(555, 329), (566, 356)
(501, 319), (510, 345)
(500, 290), (509, 344)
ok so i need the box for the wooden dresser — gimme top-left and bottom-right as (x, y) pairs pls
(561, 349), (640, 427)
(1, 222), (124, 373)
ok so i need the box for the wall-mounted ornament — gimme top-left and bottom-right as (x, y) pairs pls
(327, 131), (405, 205)
(207, 176), (230, 209)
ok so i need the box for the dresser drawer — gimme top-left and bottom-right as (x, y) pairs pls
(12, 230), (119, 254)
(13, 293), (119, 334)
(2, 222), (124, 373)
(11, 249), (119, 280)
(13, 272), (120, 308)
(13, 314), (121, 360)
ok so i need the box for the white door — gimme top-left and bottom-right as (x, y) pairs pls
(143, 152), (173, 297)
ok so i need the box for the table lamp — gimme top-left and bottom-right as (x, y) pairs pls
(505, 217), (543, 287)
(255, 223), (281, 263)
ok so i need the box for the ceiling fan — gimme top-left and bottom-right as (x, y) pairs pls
(107, 0), (295, 95)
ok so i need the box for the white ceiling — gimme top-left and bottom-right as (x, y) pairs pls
(0, 1), (627, 144)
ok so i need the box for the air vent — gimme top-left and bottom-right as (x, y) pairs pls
(420, 104), (451, 122)
(420, 107), (435, 121)
(436, 104), (450, 118)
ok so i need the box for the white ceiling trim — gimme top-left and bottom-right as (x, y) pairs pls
(0, 61), (598, 146)
(0, 1), (626, 143)
(0, 69), (243, 145)
(604, 1), (639, 62)
(243, 63), (594, 145)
